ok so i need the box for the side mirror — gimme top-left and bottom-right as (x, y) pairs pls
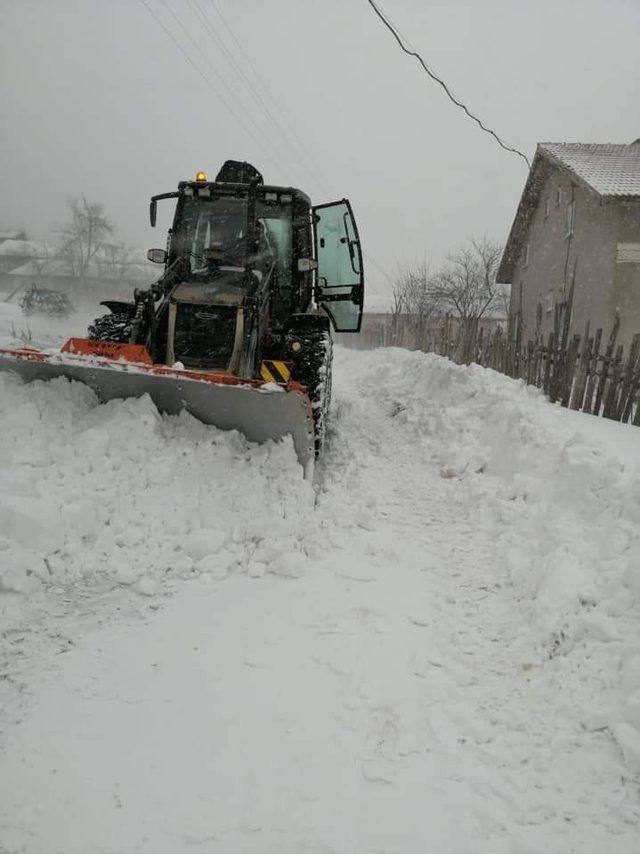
(297, 258), (318, 272)
(149, 199), (157, 227)
(147, 248), (167, 264)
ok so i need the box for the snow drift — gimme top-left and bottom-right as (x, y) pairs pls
(1, 333), (640, 852)
(336, 347), (640, 774)
(0, 372), (315, 596)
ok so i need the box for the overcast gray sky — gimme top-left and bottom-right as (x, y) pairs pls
(1, 0), (639, 295)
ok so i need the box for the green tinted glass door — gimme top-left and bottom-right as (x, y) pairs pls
(312, 199), (364, 332)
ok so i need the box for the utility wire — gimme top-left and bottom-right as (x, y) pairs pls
(206, 0), (330, 194)
(159, 0), (324, 195)
(189, 0), (281, 128)
(206, 3), (394, 286)
(156, 0), (289, 169)
(138, 0), (281, 172)
(364, 252), (393, 283)
(366, 0), (531, 167)
(140, 0), (395, 290)
(184, 0), (318, 191)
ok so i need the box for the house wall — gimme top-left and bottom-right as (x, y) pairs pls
(510, 164), (626, 345)
(612, 202), (640, 345)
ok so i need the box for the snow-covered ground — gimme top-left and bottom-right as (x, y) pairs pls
(1, 304), (640, 852)
(0, 294), (98, 346)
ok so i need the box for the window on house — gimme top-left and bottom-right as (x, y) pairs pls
(556, 187), (562, 207)
(523, 241), (530, 267)
(565, 201), (576, 239)
(544, 198), (550, 219)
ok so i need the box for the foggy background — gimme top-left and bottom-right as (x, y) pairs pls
(1, 0), (639, 298)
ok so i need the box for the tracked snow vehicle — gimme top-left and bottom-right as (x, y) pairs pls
(0, 161), (364, 471)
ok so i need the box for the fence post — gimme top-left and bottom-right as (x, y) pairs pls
(570, 334), (591, 410)
(582, 328), (602, 413)
(593, 314), (620, 416)
(603, 343), (625, 419)
(620, 334), (640, 423)
(561, 334), (581, 407)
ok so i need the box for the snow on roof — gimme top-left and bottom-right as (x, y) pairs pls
(539, 141), (640, 198)
(0, 239), (50, 257)
(8, 258), (75, 277)
(8, 257), (156, 280)
(0, 230), (22, 241)
(498, 141), (640, 283)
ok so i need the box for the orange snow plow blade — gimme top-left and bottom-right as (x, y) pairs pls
(0, 339), (315, 472)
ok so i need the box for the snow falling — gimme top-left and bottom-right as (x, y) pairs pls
(1, 304), (639, 852)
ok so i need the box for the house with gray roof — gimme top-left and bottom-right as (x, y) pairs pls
(0, 230), (24, 243)
(0, 239), (157, 302)
(497, 140), (640, 348)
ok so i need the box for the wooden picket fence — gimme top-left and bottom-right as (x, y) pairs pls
(420, 283), (640, 426)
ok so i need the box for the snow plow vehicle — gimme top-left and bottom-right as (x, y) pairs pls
(0, 161), (364, 471)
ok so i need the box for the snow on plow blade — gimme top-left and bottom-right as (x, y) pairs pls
(0, 340), (315, 472)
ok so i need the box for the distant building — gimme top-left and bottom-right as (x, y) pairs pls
(0, 230), (24, 244)
(498, 141), (640, 347)
(0, 239), (50, 275)
(0, 239), (156, 301)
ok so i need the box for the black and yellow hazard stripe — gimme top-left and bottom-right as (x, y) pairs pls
(260, 360), (292, 384)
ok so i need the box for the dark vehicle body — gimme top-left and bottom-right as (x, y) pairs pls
(90, 161), (365, 451)
(21, 285), (74, 318)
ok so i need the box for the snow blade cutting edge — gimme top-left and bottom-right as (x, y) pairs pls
(0, 340), (315, 473)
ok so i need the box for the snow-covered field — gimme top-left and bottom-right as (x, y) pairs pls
(1, 302), (640, 852)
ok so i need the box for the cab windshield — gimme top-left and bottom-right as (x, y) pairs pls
(177, 196), (249, 272)
(173, 193), (293, 289)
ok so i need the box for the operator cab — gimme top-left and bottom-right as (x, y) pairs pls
(146, 162), (364, 372)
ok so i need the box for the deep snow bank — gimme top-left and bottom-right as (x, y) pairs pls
(0, 298), (316, 640)
(335, 346), (640, 773)
(2, 339), (640, 784)
(0, 373), (316, 599)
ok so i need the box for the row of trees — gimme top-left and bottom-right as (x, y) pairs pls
(391, 237), (508, 339)
(15, 196), (136, 285)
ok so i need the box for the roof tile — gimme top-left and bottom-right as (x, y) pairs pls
(540, 142), (640, 197)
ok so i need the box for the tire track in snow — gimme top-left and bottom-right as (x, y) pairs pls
(0, 344), (639, 852)
(309, 347), (640, 850)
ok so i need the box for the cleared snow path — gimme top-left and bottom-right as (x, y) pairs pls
(1, 345), (640, 853)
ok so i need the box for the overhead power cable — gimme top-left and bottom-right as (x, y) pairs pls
(184, 0), (318, 191)
(363, 252), (393, 284)
(206, 0), (330, 194)
(204, 0), (397, 288)
(138, 0), (281, 172)
(366, 0), (531, 167)
(139, 0), (395, 290)
(153, 0), (322, 194)
(156, 0), (291, 170)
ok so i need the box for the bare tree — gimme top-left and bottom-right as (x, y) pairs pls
(57, 196), (114, 283)
(97, 242), (135, 281)
(432, 237), (504, 330)
(393, 261), (442, 348)
(389, 276), (406, 345)
(26, 243), (54, 283)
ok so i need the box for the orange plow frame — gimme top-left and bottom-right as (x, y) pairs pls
(0, 338), (316, 473)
